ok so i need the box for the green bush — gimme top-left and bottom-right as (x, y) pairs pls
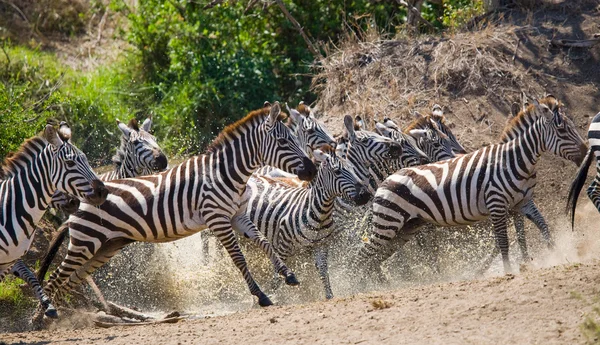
(0, 44), (135, 165)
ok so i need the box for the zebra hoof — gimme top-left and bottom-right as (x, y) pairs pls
(284, 273), (299, 286)
(44, 305), (58, 319)
(258, 293), (273, 307)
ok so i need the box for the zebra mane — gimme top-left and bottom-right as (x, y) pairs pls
(128, 118), (140, 131)
(403, 116), (437, 133)
(1, 135), (48, 179)
(206, 106), (287, 154)
(499, 96), (561, 142)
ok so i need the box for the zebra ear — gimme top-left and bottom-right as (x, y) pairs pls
(510, 102), (521, 118)
(44, 124), (64, 148)
(343, 115), (356, 142)
(141, 116), (152, 132)
(383, 117), (399, 130)
(267, 101), (282, 126)
(58, 122), (72, 142)
(117, 119), (132, 138)
(312, 149), (330, 163)
(286, 104), (302, 124)
(375, 122), (392, 137)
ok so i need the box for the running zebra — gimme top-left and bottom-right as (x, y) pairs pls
(44, 102), (317, 307)
(204, 102), (336, 261)
(0, 123), (108, 317)
(567, 111), (600, 226)
(235, 146), (371, 300)
(359, 96), (586, 274)
(37, 116), (168, 282)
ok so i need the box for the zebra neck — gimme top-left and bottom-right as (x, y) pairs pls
(510, 119), (547, 173)
(116, 155), (147, 179)
(302, 180), (337, 230)
(209, 135), (261, 190)
(0, 147), (55, 239)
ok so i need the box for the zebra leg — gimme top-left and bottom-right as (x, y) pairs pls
(10, 260), (58, 318)
(208, 216), (272, 307)
(512, 212), (530, 261)
(231, 214), (297, 286)
(519, 199), (553, 249)
(46, 237), (133, 304)
(490, 210), (512, 274)
(314, 245), (333, 300)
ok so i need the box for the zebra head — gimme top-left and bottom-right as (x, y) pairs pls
(337, 115), (403, 184)
(313, 148), (372, 206)
(116, 116), (168, 175)
(375, 121), (429, 167)
(535, 96), (587, 166)
(406, 118), (455, 162)
(286, 102), (336, 155)
(429, 104), (467, 154)
(261, 102), (317, 181)
(48, 123), (108, 206)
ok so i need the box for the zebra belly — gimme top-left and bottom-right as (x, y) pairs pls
(0, 233), (33, 264)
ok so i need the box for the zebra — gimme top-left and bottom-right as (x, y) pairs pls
(376, 113), (455, 162)
(235, 146), (371, 300)
(43, 102), (317, 307)
(36, 116), (168, 283)
(359, 96), (587, 275)
(0, 123), (108, 318)
(567, 111), (600, 227)
(204, 102), (336, 261)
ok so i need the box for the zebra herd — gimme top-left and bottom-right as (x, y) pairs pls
(1, 96), (598, 322)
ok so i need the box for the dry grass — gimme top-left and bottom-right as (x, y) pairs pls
(313, 24), (535, 126)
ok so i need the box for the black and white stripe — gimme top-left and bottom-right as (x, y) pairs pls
(568, 111), (600, 227)
(236, 148), (370, 299)
(44, 103), (317, 307)
(0, 123), (107, 318)
(360, 96), (586, 274)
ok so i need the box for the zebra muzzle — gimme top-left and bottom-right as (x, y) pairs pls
(86, 180), (109, 206)
(153, 152), (169, 171)
(352, 184), (372, 206)
(296, 157), (317, 181)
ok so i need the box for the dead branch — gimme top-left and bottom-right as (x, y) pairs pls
(106, 302), (155, 321)
(94, 316), (185, 328)
(549, 38), (600, 48)
(397, 0), (436, 32)
(274, 0), (323, 60)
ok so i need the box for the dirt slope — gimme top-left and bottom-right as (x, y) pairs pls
(3, 259), (600, 345)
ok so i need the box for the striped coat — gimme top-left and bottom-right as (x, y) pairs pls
(44, 103), (316, 307)
(1, 123), (107, 317)
(360, 96), (586, 274)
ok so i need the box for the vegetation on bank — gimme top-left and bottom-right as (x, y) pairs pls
(0, 0), (484, 164)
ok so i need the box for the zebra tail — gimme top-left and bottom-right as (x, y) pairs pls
(566, 147), (593, 230)
(36, 224), (70, 282)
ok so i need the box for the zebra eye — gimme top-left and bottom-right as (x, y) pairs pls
(277, 138), (288, 146)
(306, 128), (315, 134)
(65, 160), (76, 168)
